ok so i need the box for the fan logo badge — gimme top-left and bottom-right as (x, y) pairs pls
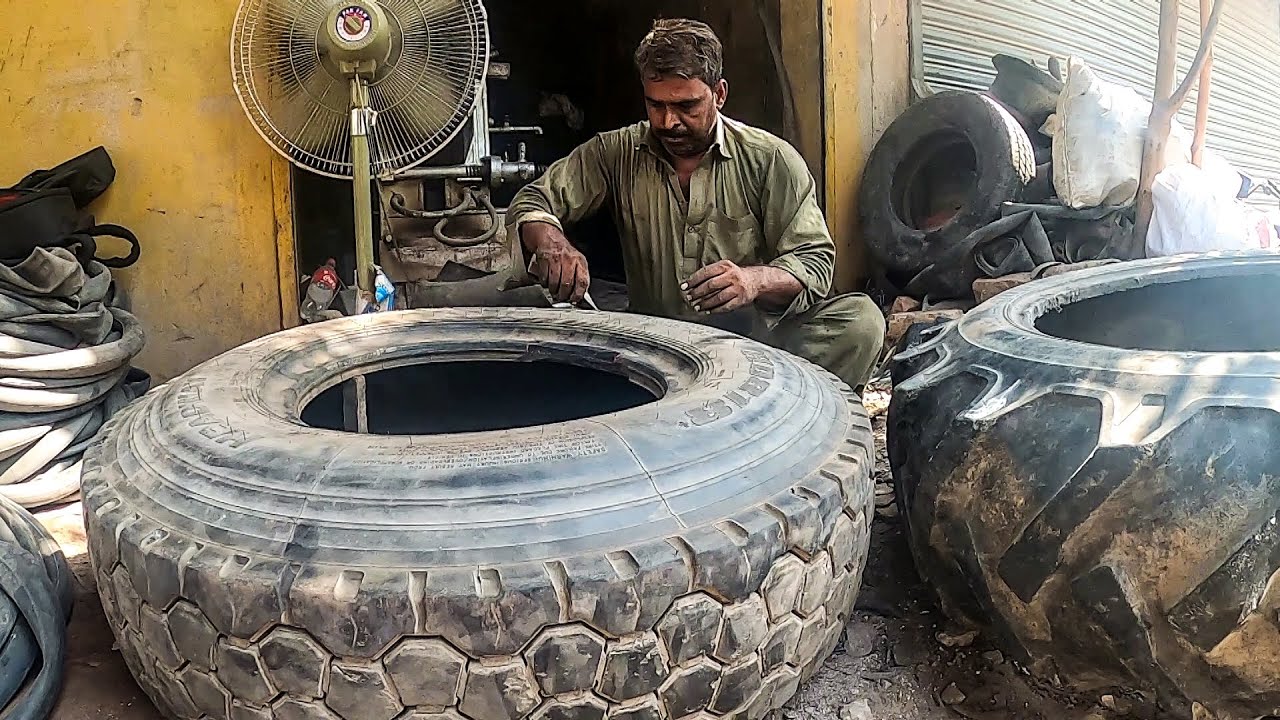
(335, 6), (373, 43)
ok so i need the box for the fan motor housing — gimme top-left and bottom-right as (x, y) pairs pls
(320, 1), (392, 78)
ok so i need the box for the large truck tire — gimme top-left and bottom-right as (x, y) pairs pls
(889, 254), (1280, 719)
(859, 90), (1035, 296)
(82, 309), (875, 720)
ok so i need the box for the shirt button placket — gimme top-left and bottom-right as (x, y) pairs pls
(683, 224), (701, 277)
(683, 164), (709, 276)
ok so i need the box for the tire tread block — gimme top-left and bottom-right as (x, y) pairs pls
(1170, 512), (1280, 652)
(998, 447), (1135, 603)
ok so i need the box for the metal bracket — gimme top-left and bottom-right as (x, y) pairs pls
(342, 376), (368, 433)
(350, 107), (376, 137)
(465, 84), (491, 164)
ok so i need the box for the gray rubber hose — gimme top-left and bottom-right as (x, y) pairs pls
(0, 309), (143, 380)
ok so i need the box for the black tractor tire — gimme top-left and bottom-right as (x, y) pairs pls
(82, 309), (875, 720)
(859, 90), (1035, 296)
(888, 254), (1280, 719)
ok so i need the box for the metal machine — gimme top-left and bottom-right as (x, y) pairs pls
(231, 0), (544, 313)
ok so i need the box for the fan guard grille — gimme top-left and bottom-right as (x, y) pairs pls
(232, 0), (488, 179)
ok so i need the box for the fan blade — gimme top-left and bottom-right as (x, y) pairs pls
(231, 0), (489, 178)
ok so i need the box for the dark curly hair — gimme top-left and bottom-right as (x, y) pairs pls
(634, 18), (724, 87)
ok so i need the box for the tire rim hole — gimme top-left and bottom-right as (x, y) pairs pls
(1035, 275), (1280, 352)
(891, 131), (978, 232)
(300, 360), (659, 434)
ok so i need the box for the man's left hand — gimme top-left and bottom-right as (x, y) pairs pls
(683, 260), (762, 314)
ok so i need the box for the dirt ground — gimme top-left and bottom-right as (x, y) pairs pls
(34, 385), (1154, 720)
(36, 503), (161, 720)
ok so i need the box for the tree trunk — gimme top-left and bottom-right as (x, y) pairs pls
(1132, 0), (1227, 258)
(1192, 0), (1215, 167)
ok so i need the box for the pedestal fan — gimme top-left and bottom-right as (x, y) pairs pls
(231, 0), (489, 303)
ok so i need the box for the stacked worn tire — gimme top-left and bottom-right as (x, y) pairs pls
(82, 309), (875, 720)
(859, 91), (1036, 297)
(890, 254), (1280, 719)
(0, 493), (74, 718)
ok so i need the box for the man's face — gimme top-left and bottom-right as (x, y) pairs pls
(642, 75), (728, 159)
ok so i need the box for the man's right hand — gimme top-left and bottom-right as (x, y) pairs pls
(521, 221), (591, 304)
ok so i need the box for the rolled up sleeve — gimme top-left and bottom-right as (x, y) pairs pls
(760, 144), (837, 325)
(507, 135), (613, 238)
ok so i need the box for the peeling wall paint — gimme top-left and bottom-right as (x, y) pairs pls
(0, 0), (292, 381)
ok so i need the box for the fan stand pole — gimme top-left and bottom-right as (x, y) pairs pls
(349, 78), (378, 304)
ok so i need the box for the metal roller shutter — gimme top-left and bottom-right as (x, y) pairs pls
(918, 0), (1280, 186)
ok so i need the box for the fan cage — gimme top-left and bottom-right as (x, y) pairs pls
(231, 0), (489, 179)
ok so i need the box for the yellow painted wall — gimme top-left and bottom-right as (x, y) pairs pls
(822, 0), (911, 291)
(781, 0), (911, 291)
(0, 0), (294, 381)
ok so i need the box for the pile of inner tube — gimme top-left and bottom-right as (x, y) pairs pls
(0, 256), (148, 507)
(0, 147), (147, 508)
(0, 492), (73, 719)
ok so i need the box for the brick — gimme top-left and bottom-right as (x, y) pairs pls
(973, 273), (1033, 304)
(891, 296), (922, 314)
(886, 310), (964, 348)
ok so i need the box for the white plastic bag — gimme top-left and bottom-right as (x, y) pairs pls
(1048, 58), (1227, 209)
(1146, 163), (1274, 257)
(1049, 58), (1150, 208)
